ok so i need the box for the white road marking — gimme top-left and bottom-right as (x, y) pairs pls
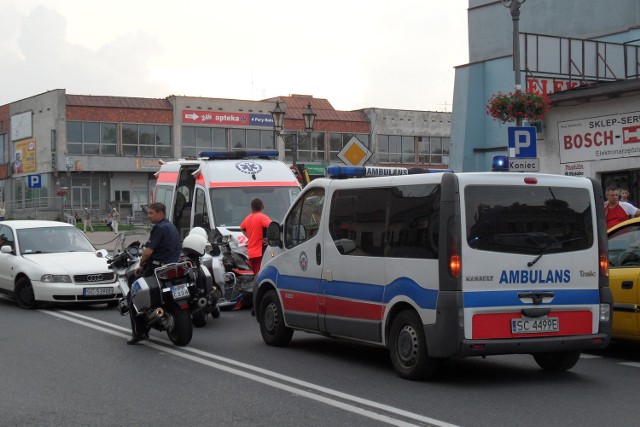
(44, 309), (459, 427)
(619, 362), (640, 368)
(579, 354), (602, 359)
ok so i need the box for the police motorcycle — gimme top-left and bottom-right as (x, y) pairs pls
(209, 230), (255, 310)
(107, 242), (195, 347)
(181, 229), (224, 326)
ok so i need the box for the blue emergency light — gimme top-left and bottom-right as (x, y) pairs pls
(326, 165), (367, 178)
(492, 155), (509, 172)
(199, 150), (279, 160)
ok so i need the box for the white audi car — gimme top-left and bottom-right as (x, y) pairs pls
(0, 220), (120, 309)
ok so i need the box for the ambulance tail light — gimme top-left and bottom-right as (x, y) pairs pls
(599, 252), (609, 277)
(449, 253), (461, 278)
(598, 230), (609, 277)
(599, 303), (610, 322)
(448, 221), (461, 278)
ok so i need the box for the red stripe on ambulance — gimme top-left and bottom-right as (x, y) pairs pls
(280, 291), (317, 313)
(157, 172), (178, 183)
(322, 297), (384, 321)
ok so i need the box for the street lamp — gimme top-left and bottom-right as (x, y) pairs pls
(502, 0), (526, 126)
(270, 101), (316, 167)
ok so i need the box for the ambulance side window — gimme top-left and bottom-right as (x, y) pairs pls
(328, 184), (440, 258)
(155, 185), (174, 210)
(284, 188), (325, 249)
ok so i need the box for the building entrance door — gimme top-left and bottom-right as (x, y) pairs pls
(72, 186), (91, 211)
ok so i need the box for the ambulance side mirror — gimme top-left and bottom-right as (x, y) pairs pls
(267, 221), (282, 248)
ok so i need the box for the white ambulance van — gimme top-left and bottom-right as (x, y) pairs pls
(253, 165), (612, 380)
(153, 150), (301, 243)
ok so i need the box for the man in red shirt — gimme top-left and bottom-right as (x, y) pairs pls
(240, 198), (272, 275)
(605, 186), (640, 229)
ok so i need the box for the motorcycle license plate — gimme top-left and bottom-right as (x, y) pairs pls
(83, 287), (114, 296)
(511, 317), (559, 334)
(171, 284), (190, 299)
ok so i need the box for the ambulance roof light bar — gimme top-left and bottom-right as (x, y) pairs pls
(327, 165), (451, 179)
(198, 150), (279, 160)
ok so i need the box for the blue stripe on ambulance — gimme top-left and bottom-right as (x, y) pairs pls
(259, 266), (438, 310)
(463, 288), (600, 307)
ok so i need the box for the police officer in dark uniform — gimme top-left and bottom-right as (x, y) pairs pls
(127, 202), (181, 345)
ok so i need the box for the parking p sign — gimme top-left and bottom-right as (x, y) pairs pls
(28, 174), (42, 188)
(508, 126), (537, 158)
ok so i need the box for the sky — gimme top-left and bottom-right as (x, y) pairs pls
(0, 0), (469, 112)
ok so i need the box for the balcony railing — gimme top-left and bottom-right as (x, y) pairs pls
(521, 32), (640, 85)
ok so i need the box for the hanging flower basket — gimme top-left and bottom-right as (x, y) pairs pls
(486, 89), (551, 124)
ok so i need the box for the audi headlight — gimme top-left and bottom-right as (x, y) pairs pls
(41, 274), (72, 283)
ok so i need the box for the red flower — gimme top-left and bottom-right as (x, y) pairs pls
(486, 89), (551, 124)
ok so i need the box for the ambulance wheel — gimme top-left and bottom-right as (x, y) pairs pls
(389, 310), (439, 380)
(533, 350), (581, 372)
(259, 290), (293, 346)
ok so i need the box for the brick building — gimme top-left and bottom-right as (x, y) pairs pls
(0, 90), (450, 221)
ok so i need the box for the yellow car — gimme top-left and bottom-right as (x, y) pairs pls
(608, 218), (640, 341)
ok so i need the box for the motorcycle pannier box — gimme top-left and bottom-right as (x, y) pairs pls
(131, 277), (163, 311)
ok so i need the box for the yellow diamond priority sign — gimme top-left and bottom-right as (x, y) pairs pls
(337, 137), (372, 166)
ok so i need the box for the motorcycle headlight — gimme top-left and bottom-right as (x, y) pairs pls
(41, 274), (72, 283)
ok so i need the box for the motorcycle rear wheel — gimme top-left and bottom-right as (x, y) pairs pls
(167, 304), (193, 346)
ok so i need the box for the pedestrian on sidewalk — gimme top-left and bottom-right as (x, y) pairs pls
(111, 207), (120, 233)
(83, 208), (94, 233)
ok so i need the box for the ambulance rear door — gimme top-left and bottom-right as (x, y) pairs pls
(459, 173), (601, 341)
(204, 158), (301, 243)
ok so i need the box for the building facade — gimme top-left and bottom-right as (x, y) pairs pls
(451, 0), (640, 200)
(0, 91), (451, 221)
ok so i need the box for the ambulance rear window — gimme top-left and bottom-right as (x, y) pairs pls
(465, 185), (593, 255)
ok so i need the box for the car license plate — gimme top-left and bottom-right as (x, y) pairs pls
(171, 284), (190, 299)
(511, 317), (559, 334)
(83, 287), (114, 296)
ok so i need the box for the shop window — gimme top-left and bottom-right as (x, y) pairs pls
(123, 123), (172, 157)
(67, 122), (117, 156)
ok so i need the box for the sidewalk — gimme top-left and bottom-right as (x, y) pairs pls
(86, 230), (149, 253)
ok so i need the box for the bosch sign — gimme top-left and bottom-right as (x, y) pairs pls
(559, 112), (640, 163)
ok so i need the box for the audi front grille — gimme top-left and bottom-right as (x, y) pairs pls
(73, 273), (116, 284)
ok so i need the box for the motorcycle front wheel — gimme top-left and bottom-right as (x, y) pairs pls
(167, 304), (193, 346)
